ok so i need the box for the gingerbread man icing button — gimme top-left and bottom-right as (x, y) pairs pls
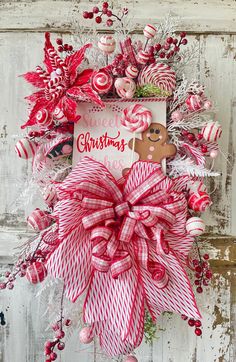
(128, 123), (177, 163)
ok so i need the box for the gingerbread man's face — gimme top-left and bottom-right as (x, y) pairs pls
(143, 123), (168, 144)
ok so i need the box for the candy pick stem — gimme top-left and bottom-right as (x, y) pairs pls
(106, 54), (108, 66)
(144, 38), (149, 51)
(130, 133), (136, 166)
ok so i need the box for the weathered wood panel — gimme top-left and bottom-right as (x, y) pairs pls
(0, 1), (235, 361)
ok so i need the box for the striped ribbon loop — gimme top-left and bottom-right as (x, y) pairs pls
(148, 261), (169, 289)
(155, 229), (170, 255)
(82, 208), (115, 229)
(110, 251), (132, 279)
(92, 254), (110, 273)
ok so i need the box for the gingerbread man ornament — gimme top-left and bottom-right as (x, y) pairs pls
(128, 123), (176, 163)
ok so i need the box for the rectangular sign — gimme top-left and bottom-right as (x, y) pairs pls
(73, 99), (166, 178)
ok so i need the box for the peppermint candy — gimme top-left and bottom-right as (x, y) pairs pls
(15, 138), (37, 159)
(201, 121), (222, 142)
(27, 208), (52, 232)
(114, 77), (136, 99)
(91, 70), (113, 94)
(186, 217), (205, 236)
(98, 35), (116, 54)
(186, 94), (203, 111)
(138, 63), (176, 94)
(36, 109), (52, 126)
(26, 262), (47, 284)
(121, 104), (152, 133)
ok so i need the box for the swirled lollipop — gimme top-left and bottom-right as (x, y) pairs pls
(121, 104), (152, 133)
(138, 63), (176, 94)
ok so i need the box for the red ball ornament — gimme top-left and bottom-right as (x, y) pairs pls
(195, 328), (202, 336)
(188, 319), (195, 327)
(27, 208), (52, 232)
(26, 262), (47, 284)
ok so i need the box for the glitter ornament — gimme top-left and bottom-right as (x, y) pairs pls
(186, 94), (203, 111)
(125, 356), (138, 362)
(27, 208), (52, 232)
(143, 24), (157, 39)
(36, 109), (52, 126)
(171, 110), (184, 122)
(15, 138), (37, 159)
(79, 327), (93, 344)
(91, 70), (113, 94)
(138, 63), (176, 94)
(186, 217), (205, 236)
(98, 35), (116, 54)
(125, 65), (139, 79)
(114, 77), (136, 99)
(26, 262), (47, 284)
(121, 104), (152, 133)
(201, 121), (222, 142)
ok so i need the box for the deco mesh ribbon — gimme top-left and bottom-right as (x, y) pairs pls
(47, 157), (201, 356)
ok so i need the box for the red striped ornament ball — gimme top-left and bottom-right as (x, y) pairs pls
(125, 65), (139, 79)
(53, 107), (67, 123)
(15, 138), (37, 159)
(42, 185), (57, 206)
(143, 24), (157, 39)
(186, 94), (203, 111)
(91, 70), (113, 94)
(26, 262), (47, 284)
(188, 192), (211, 212)
(27, 208), (52, 232)
(186, 217), (205, 236)
(201, 121), (222, 142)
(137, 50), (150, 65)
(98, 35), (116, 55)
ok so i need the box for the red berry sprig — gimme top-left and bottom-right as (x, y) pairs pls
(181, 130), (209, 156)
(83, 2), (128, 27)
(153, 32), (188, 60)
(181, 315), (203, 336)
(56, 38), (73, 53)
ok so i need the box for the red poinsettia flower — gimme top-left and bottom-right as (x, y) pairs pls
(21, 32), (104, 129)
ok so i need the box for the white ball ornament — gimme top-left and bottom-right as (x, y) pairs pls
(143, 24), (157, 39)
(171, 110), (183, 122)
(98, 35), (116, 55)
(15, 138), (37, 159)
(186, 217), (205, 236)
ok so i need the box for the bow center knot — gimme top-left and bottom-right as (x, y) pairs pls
(114, 201), (130, 217)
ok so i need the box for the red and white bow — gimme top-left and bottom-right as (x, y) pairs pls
(47, 157), (201, 356)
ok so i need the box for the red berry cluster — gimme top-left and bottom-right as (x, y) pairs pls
(28, 130), (45, 138)
(110, 53), (128, 76)
(181, 130), (209, 154)
(193, 253), (213, 293)
(83, 2), (127, 27)
(0, 247), (47, 290)
(181, 315), (202, 336)
(44, 319), (71, 362)
(154, 32), (188, 60)
(56, 38), (73, 53)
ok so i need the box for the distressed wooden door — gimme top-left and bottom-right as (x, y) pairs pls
(0, 1), (235, 361)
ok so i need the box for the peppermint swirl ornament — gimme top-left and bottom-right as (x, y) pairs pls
(36, 109), (52, 126)
(121, 104), (152, 133)
(138, 63), (176, 94)
(114, 77), (136, 99)
(91, 70), (113, 94)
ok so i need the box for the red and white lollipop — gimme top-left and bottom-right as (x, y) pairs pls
(26, 262), (47, 284)
(91, 70), (113, 94)
(186, 94), (203, 111)
(121, 104), (152, 133)
(138, 63), (176, 94)
(201, 121), (222, 142)
(114, 77), (136, 99)
(36, 109), (52, 127)
(15, 138), (37, 159)
(98, 35), (116, 55)
(143, 24), (157, 39)
(125, 65), (139, 79)
(27, 208), (52, 232)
